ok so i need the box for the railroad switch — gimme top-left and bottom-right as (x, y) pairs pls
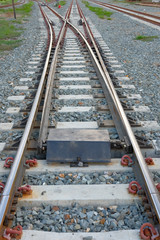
(47, 129), (111, 163)
(70, 157), (88, 167)
(110, 138), (133, 153)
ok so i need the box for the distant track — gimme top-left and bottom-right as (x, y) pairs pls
(89, 0), (160, 26)
(0, 0), (25, 8)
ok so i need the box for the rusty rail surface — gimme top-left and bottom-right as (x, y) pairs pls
(0, 4), (54, 237)
(89, 0), (160, 26)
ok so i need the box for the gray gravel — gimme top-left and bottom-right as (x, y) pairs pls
(23, 171), (135, 185)
(53, 99), (107, 107)
(51, 111), (112, 122)
(13, 203), (149, 232)
(0, 3), (47, 146)
(79, 0), (160, 129)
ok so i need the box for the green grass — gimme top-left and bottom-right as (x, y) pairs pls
(0, 19), (21, 39)
(55, 0), (66, 6)
(0, 2), (34, 16)
(0, 0), (18, 5)
(59, 0), (66, 6)
(12, 19), (23, 24)
(0, 19), (22, 51)
(14, 1), (34, 16)
(0, 2), (33, 52)
(112, 0), (138, 4)
(0, 39), (21, 51)
(82, 1), (113, 19)
(135, 35), (159, 41)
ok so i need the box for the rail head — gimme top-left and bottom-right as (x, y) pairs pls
(75, 1), (160, 224)
(40, 1), (160, 225)
(57, 0), (160, 225)
(38, 1), (74, 149)
(0, 4), (54, 235)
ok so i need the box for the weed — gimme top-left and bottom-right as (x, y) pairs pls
(12, 19), (23, 24)
(0, 19), (21, 39)
(55, 0), (66, 6)
(0, 0), (18, 5)
(0, 39), (21, 51)
(0, 2), (33, 52)
(135, 35), (158, 41)
(82, 1), (113, 19)
(0, 2), (34, 16)
(15, 2), (34, 15)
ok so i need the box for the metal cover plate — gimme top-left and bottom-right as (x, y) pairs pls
(47, 129), (111, 163)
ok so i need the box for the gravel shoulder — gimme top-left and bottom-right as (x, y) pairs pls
(0, 0), (160, 138)
(79, 0), (160, 128)
(0, 3), (42, 118)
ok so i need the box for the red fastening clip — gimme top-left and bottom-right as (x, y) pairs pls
(156, 183), (160, 192)
(0, 182), (5, 193)
(128, 181), (142, 194)
(18, 185), (32, 195)
(3, 225), (23, 240)
(26, 158), (38, 167)
(140, 223), (159, 240)
(121, 155), (133, 166)
(4, 157), (14, 168)
(145, 157), (154, 165)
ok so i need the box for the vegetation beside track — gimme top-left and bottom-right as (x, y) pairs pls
(0, 2), (33, 52)
(82, 0), (113, 19)
(113, 0), (142, 4)
(135, 35), (159, 41)
(0, 0), (18, 6)
(55, 0), (66, 6)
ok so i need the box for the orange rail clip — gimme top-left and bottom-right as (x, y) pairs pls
(140, 223), (159, 240)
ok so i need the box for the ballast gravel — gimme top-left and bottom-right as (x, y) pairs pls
(13, 203), (149, 232)
(52, 112), (112, 122)
(1, 170), (160, 187)
(78, 0), (160, 130)
(23, 171), (135, 185)
(0, 4), (44, 106)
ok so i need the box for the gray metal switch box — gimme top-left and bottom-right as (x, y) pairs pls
(47, 129), (111, 163)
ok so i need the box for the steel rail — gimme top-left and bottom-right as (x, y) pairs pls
(92, 0), (160, 20)
(42, 1), (160, 224)
(75, 0), (160, 224)
(38, 1), (73, 148)
(0, 5), (54, 235)
(69, 1), (160, 224)
(76, 0), (131, 141)
(89, 0), (160, 26)
(0, 0), (25, 8)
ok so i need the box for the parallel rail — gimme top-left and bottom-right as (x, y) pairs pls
(73, 1), (160, 226)
(0, 4), (54, 236)
(44, 0), (160, 226)
(0, 0), (25, 8)
(0, 0), (159, 237)
(38, 1), (73, 149)
(89, 0), (160, 26)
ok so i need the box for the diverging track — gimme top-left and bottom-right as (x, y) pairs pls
(0, 1), (160, 239)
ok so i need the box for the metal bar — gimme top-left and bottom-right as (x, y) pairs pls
(91, 0), (160, 20)
(0, 6), (53, 234)
(45, 6), (160, 224)
(38, 22), (67, 149)
(38, 2), (73, 149)
(89, 0), (160, 26)
(71, 1), (160, 223)
(76, 0), (130, 142)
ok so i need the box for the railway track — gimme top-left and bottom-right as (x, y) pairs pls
(0, 0), (25, 9)
(88, 0), (160, 26)
(0, 0), (160, 239)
